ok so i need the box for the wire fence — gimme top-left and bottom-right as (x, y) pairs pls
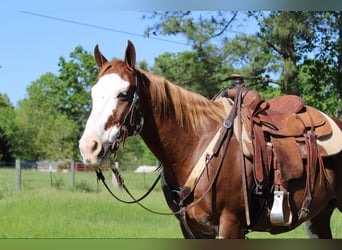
(0, 159), (102, 172)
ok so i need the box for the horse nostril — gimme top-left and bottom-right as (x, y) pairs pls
(79, 135), (102, 164)
(91, 140), (99, 152)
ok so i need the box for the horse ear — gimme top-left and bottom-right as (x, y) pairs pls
(94, 44), (108, 67)
(124, 40), (136, 69)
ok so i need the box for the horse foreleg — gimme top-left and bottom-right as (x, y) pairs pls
(304, 199), (335, 239)
(218, 212), (246, 239)
(179, 222), (216, 239)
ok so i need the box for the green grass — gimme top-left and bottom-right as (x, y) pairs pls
(0, 169), (341, 238)
(0, 169), (181, 238)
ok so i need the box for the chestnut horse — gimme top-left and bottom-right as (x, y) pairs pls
(79, 41), (342, 238)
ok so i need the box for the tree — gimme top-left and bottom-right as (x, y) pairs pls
(253, 11), (342, 117)
(57, 46), (98, 128)
(10, 73), (78, 160)
(145, 11), (284, 98)
(0, 94), (14, 162)
(310, 11), (342, 118)
(298, 59), (338, 115)
(145, 11), (341, 116)
(145, 11), (241, 98)
(336, 12), (342, 118)
(152, 50), (234, 98)
(251, 12), (319, 96)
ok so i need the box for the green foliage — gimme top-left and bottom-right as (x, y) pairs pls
(147, 11), (342, 117)
(0, 47), (98, 161)
(152, 50), (233, 98)
(57, 46), (98, 126)
(298, 59), (340, 116)
(8, 72), (78, 160)
(0, 94), (14, 161)
(74, 179), (96, 192)
(14, 99), (77, 160)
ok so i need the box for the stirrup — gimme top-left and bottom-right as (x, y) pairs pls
(270, 190), (293, 226)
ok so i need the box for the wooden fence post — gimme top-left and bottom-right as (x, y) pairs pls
(15, 159), (21, 191)
(70, 160), (75, 188)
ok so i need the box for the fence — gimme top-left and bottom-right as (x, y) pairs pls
(0, 159), (108, 172)
(3, 159), (108, 191)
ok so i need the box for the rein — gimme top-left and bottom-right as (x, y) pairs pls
(95, 167), (186, 215)
(95, 70), (246, 236)
(95, 167), (161, 205)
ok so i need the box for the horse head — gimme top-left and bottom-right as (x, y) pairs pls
(79, 40), (146, 166)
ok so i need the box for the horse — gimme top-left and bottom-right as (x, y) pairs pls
(79, 40), (342, 238)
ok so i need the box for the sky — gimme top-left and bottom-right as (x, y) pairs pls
(0, 7), (259, 106)
(0, 9), (193, 106)
(2, 1), (339, 106)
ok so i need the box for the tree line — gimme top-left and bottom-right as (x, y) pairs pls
(0, 11), (341, 169)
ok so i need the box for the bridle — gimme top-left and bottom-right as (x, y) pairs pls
(95, 68), (170, 211)
(100, 70), (144, 164)
(95, 68), (167, 206)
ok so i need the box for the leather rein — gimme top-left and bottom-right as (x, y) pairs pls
(95, 69), (178, 215)
(95, 70), (245, 228)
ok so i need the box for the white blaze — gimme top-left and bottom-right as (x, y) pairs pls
(79, 73), (129, 163)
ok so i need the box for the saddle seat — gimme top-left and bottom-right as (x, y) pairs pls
(234, 88), (340, 156)
(242, 92), (332, 139)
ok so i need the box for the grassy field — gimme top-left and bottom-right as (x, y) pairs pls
(0, 168), (341, 238)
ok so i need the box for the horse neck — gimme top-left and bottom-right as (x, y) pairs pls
(140, 111), (221, 186)
(138, 79), (223, 186)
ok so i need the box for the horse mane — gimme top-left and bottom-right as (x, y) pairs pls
(137, 68), (227, 132)
(97, 59), (227, 131)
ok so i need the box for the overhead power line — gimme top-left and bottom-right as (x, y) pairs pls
(19, 11), (189, 46)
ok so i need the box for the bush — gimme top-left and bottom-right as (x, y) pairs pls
(75, 180), (96, 193)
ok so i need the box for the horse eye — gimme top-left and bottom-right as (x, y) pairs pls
(117, 91), (128, 101)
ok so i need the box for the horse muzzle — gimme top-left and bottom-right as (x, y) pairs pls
(79, 133), (104, 167)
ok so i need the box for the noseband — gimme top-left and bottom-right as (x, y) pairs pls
(101, 70), (144, 163)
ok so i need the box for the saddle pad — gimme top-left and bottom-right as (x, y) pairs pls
(316, 113), (342, 157)
(215, 97), (253, 158)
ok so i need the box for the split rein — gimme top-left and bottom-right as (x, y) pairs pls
(94, 69), (188, 216)
(95, 155), (223, 216)
(95, 167), (171, 215)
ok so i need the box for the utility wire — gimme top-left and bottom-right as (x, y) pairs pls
(19, 11), (189, 46)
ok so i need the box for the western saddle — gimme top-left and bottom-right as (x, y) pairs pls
(220, 75), (334, 226)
